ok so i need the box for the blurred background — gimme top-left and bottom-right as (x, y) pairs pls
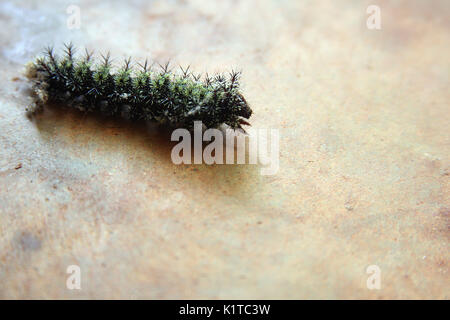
(0, 0), (448, 299)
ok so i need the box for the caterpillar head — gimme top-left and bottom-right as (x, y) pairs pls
(236, 93), (252, 119)
(226, 93), (252, 131)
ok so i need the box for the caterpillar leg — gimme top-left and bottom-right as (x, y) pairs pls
(24, 62), (48, 118)
(25, 102), (43, 118)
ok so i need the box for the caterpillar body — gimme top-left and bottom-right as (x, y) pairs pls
(25, 44), (252, 131)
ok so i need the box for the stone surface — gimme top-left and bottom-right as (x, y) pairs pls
(0, 0), (448, 299)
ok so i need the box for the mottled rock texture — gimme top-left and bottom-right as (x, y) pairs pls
(0, 0), (448, 299)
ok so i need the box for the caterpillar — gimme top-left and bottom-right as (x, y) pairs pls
(25, 43), (252, 131)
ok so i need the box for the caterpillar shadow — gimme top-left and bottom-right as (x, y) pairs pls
(30, 103), (261, 200)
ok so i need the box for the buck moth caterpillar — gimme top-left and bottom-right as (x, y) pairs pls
(25, 43), (253, 131)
